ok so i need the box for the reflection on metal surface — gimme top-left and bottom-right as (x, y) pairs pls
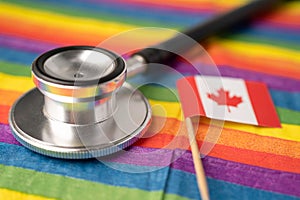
(10, 83), (151, 159)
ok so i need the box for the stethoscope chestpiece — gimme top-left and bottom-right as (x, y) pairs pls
(9, 46), (152, 159)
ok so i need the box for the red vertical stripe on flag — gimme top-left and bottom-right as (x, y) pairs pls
(177, 76), (206, 118)
(245, 81), (281, 127)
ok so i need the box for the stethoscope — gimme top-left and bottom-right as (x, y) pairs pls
(9, 0), (284, 159)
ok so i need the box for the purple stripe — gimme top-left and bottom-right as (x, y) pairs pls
(1, 122), (300, 197)
(174, 62), (300, 92)
(0, 123), (20, 145)
(0, 34), (59, 53)
(186, 153), (300, 198)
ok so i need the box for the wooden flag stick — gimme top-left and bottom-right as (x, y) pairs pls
(185, 117), (210, 200)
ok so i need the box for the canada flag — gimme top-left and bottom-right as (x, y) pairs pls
(177, 76), (281, 127)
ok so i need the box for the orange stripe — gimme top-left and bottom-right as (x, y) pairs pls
(208, 45), (300, 80)
(0, 90), (23, 106)
(135, 134), (300, 174)
(207, 125), (300, 159)
(2, 107), (299, 159)
(146, 116), (300, 159)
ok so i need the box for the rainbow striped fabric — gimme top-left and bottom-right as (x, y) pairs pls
(1, 0), (300, 199)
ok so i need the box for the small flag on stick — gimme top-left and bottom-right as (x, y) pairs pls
(177, 76), (281, 127)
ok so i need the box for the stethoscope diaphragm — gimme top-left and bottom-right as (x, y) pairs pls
(9, 46), (152, 159)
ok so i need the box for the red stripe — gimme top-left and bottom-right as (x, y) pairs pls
(245, 81), (281, 127)
(176, 76), (206, 118)
(135, 133), (300, 174)
(208, 46), (300, 80)
(208, 142), (300, 174)
(0, 105), (10, 124)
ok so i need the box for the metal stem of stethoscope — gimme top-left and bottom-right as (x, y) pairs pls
(9, 0), (285, 159)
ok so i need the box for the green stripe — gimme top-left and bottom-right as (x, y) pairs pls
(2, 0), (179, 29)
(276, 107), (300, 125)
(0, 61), (31, 77)
(138, 84), (179, 102)
(0, 164), (188, 200)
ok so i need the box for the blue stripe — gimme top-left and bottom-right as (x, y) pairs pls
(0, 143), (169, 191)
(234, 26), (300, 45)
(0, 47), (38, 66)
(269, 89), (300, 112)
(0, 143), (299, 199)
(207, 178), (299, 200)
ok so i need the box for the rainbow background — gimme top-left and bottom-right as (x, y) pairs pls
(0, 0), (300, 199)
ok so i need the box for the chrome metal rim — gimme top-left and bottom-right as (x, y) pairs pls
(9, 83), (151, 159)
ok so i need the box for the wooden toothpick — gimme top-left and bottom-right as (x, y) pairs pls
(185, 117), (210, 200)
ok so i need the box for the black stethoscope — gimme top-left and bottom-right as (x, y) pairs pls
(9, 0), (284, 159)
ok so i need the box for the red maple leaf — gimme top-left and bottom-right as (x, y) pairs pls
(207, 88), (243, 112)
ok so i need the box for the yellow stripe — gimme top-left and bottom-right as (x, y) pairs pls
(226, 121), (300, 142)
(0, 3), (134, 34)
(149, 99), (184, 120)
(0, 3), (173, 42)
(216, 39), (300, 64)
(1, 73), (300, 142)
(0, 73), (34, 92)
(210, 0), (247, 6)
(0, 188), (54, 200)
(202, 118), (300, 142)
(149, 99), (300, 142)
